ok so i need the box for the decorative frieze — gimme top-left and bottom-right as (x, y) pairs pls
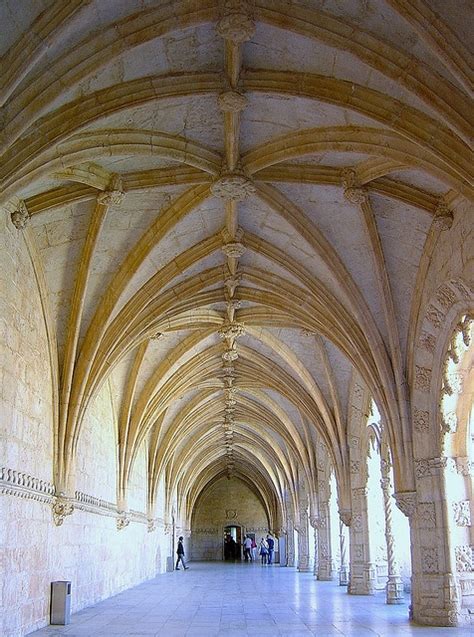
(0, 467), (55, 503)
(417, 502), (436, 529)
(415, 365), (432, 392)
(419, 331), (436, 354)
(453, 501), (471, 527)
(436, 285), (458, 311)
(353, 487), (368, 497)
(454, 545), (473, 572)
(415, 457), (448, 479)
(425, 304), (444, 329)
(10, 200), (30, 229)
(413, 408), (429, 432)
(421, 547), (439, 573)
(350, 460), (360, 473)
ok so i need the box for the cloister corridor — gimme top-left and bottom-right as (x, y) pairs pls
(29, 562), (469, 637)
(1, 1), (473, 636)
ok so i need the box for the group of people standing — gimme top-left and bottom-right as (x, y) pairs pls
(243, 533), (275, 564)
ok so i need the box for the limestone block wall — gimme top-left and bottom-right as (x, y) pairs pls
(191, 477), (269, 560)
(0, 220), (168, 637)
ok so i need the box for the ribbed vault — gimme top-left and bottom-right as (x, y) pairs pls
(1, 0), (472, 536)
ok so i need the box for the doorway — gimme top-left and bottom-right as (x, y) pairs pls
(223, 525), (242, 561)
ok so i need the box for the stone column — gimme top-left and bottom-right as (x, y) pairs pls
(286, 520), (295, 567)
(310, 516), (319, 577)
(396, 457), (470, 627)
(339, 519), (349, 586)
(380, 459), (404, 604)
(317, 501), (333, 580)
(348, 487), (377, 594)
(296, 510), (311, 572)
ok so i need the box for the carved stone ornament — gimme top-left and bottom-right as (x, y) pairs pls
(147, 518), (156, 533)
(436, 284), (458, 310)
(116, 511), (131, 530)
(216, 1), (255, 43)
(413, 408), (429, 433)
(10, 200), (30, 229)
(414, 365), (432, 392)
(222, 241), (247, 258)
(341, 168), (368, 205)
(432, 198), (453, 231)
(350, 460), (360, 474)
(425, 304), (445, 329)
(417, 502), (436, 529)
(218, 90), (248, 112)
(453, 501), (471, 527)
(419, 330), (436, 354)
(352, 513), (363, 532)
(52, 496), (74, 526)
(212, 171), (256, 201)
(454, 545), (473, 572)
(218, 321), (245, 340)
(393, 491), (417, 517)
(339, 509), (352, 526)
(421, 547), (439, 574)
(97, 174), (124, 206)
(222, 347), (239, 362)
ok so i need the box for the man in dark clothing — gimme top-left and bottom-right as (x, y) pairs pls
(175, 536), (189, 570)
(266, 533), (275, 564)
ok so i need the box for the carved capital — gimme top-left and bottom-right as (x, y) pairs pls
(393, 491), (417, 517)
(147, 518), (156, 533)
(10, 200), (30, 229)
(432, 198), (453, 231)
(218, 90), (248, 112)
(97, 174), (124, 206)
(52, 496), (74, 526)
(339, 509), (352, 527)
(116, 511), (131, 530)
(341, 168), (368, 205)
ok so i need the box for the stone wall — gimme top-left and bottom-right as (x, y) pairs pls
(191, 477), (269, 561)
(0, 219), (168, 637)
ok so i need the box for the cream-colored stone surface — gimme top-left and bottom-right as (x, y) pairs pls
(191, 477), (269, 560)
(1, 1), (473, 634)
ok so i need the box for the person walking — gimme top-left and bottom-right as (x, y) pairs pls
(259, 537), (269, 564)
(251, 536), (257, 561)
(266, 533), (275, 564)
(243, 535), (253, 561)
(175, 536), (189, 570)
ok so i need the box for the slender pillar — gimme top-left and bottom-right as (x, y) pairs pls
(380, 458), (404, 604)
(286, 520), (295, 567)
(348, 487), (376, 594)
(310, 516), (319, 576)
(339, 520), (349, 586)
(317, 502), (333, 580)
(297, 509), (311, 572)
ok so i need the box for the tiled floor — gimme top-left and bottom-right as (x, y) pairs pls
(30, 562), (470, 636)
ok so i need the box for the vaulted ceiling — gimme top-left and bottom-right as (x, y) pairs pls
(1, 0), (472, 520)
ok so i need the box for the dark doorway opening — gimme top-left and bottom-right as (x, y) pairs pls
(223, 525), (242, 561)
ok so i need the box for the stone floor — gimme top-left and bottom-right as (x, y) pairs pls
(30, 562), (470, 637)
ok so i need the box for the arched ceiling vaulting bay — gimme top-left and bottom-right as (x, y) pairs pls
(2, 0), (472, 524)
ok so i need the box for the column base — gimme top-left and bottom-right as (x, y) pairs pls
(386, 575), (404, 604)
(339, 566), (349, 586)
